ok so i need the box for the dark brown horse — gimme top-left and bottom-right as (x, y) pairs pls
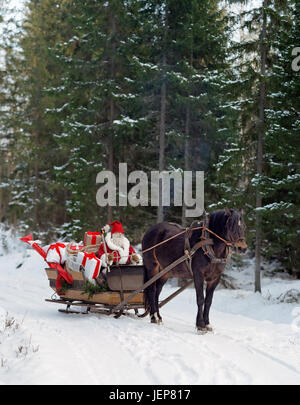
(142, 209), (247, 332)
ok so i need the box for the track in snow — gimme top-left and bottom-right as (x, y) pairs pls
(1, 250), (300, 385)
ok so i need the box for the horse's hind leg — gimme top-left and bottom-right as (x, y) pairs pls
(155, 275), (168, 324)
(144, 260), (160, 323)
(146, 283), (159, 323)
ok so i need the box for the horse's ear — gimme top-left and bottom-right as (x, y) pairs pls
(225, 208), (231, 216)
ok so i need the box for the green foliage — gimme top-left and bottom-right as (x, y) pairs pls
(212, 0), (300, 274)
(0, 0), (298, 275)
(57, 279), (72, 295)
(82, 280), (109, 299)
(261, 0), (300, 272)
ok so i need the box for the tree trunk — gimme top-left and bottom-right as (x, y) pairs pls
(107, 10), (116, 224)
(157, 11), (167, 223)
(33, 141), (39, 228)
(255, 4), (267, 293)
(107, 97), (114, 224)
(157, 69), (166, 223)
(182, 42), (193, 227)
(182, 106), (191, 227)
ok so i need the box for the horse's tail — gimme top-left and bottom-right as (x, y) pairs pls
(143, 263), (151, 312)
(141, 223), (165, 313)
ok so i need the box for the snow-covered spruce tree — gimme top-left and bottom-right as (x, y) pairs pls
(122, 0), (174, 224)
(52, 0), (236, 235)
(0, 0), (73, 239)
(129, 0), (233, 225)
(0, 1), (26, 228)
(0, 0), (11, 224)
(163, 0), (234, 225)
(215, 0), (298, 284)
(262, 0), (300, 276)
(47, 0), (153, 240)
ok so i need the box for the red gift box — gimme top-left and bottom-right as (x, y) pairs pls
(84, 231), (101, 246)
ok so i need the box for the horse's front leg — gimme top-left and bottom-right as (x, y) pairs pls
(193, 271), (206, 331)
(203, 276), (220, 331)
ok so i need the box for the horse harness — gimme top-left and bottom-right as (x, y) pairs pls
(184, 216), (230, 271)
(151, 212), (247, 275)
(185, 212), (247, 268)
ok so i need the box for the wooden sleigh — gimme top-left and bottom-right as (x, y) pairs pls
(45, 264), (146, 316)
(45, 257), (194, 318)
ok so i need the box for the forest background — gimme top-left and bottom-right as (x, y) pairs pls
(0, 0), (299, 285)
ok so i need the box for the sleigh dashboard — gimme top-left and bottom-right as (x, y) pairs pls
(106, 264), (145, 291)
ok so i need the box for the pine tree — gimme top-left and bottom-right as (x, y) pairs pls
(131, 0), (232, 224)
(169, 0), (233, 224)
(0, 0), (27, 228)
(0, 0), (74, 238)
(262, 0), (300, 276)
(48, 0), (153, 240)
(215, 0), (298, 283)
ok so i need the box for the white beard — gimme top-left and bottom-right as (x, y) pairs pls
(111, 234), (126, 249)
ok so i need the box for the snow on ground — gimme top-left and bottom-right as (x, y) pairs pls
(0, 230), (300, 385)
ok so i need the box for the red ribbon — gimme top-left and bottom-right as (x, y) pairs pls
(81, 252), (98, 267)
(20, 235), (73, 290)
(47, 243), (66, 263)
(80, 252), (101, 279)
(92, 260), (101, 279)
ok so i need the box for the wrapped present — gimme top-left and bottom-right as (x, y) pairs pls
(76, 251), (102, 285)
(65, 254), (82, 272)
(84, 231), (101, 246)
(67, 241), (84, 252)
(65, 242), (84, 272)
(46, 243), (67, 265)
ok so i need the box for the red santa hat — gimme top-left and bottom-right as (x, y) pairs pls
(103, 220), (125, 234)
(109, 221), (124, 234)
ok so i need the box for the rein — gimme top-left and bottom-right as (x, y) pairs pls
(141, 225), (242, 253)
(141, 227), (201, 254)
(142, 213), (247, 265)
(74, 213), (246, 265)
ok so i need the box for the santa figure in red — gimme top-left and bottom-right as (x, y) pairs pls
(98, 221), (142, 267)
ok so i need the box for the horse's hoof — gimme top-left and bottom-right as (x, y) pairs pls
(150, 312), (161, 324)
(196, 327), (208, 335)
(205, 324), (213, 332)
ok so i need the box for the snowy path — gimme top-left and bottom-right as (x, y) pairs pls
(1, 250), (300, 385)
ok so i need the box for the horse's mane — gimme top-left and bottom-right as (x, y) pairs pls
(209, 209), (241, 242)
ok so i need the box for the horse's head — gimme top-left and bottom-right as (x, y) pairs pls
(224, 208), (247, 254)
